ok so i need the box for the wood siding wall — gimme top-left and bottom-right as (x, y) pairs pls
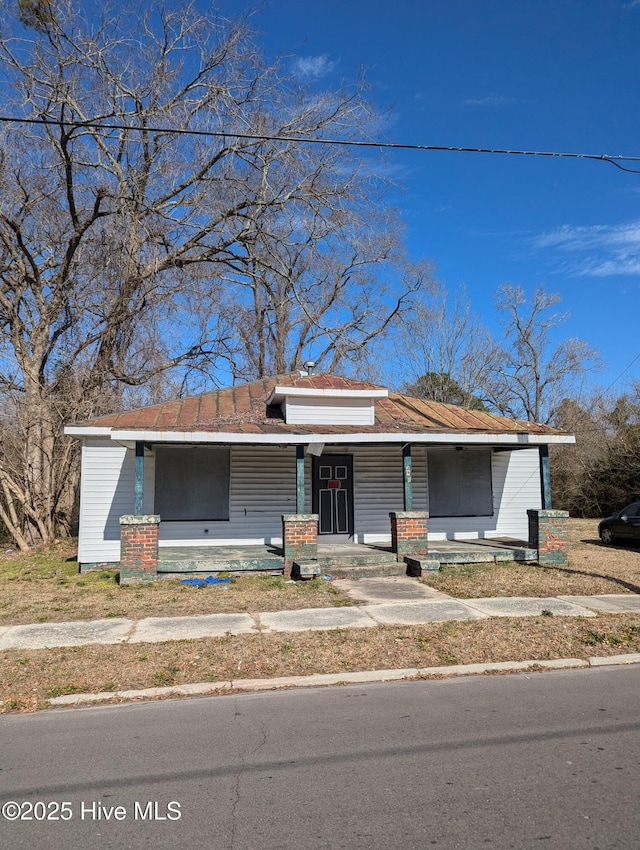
(284, 396), (374, 425)
(77, 441), (541, 563)
(77, 440), (134, 564)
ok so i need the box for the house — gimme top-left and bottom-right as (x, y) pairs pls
(64, 373), (574, 582)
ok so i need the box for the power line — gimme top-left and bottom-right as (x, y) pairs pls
(603, 352), (640, 394)
(1, 113), (640, 173)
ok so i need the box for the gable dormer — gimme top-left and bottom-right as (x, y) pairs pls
(267, 377), (388, 426)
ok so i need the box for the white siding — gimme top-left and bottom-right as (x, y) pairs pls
(77, 440), (134, 564)
(284, 396), (374, 425)
(493, 448), (542, 537)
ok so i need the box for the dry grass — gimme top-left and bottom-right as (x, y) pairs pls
(3, 613), (640, 713)
(0, 541), (350, 626)
(4, 520), (638, 626)
(4, 520), (640, 714)
(421, 519), (640, 598)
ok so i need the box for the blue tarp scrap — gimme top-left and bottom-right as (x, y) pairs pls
(180, 576), (231, 587)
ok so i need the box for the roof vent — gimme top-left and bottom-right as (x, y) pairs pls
(303, 360), (316, 375)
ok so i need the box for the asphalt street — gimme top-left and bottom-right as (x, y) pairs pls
(2, 666), (640, 849)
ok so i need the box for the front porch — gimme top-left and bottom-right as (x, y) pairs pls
(156, 538), (538, 579)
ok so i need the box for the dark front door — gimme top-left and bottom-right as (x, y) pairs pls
(312, 455), (354, 541)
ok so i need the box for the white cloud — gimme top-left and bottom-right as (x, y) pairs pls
(293, 54), (337, 79)
(534, 220), (640, 276)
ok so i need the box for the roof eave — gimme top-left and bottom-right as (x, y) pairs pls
(65, 425), (574, 446)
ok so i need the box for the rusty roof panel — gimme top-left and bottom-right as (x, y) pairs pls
(248, 378), (269, 405)
(279, 373), (385, 390)
(75, 373), (565, 438)
(177, 396), (201, 427)
(197, 392), (218, 426)
(154, 400), (183, 429)
(106, 407), (145, 428)
(216, 387), (234, 419)
(233, 383), (252, 416)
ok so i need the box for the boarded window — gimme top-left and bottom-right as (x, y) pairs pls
(428, 449), (493, 517)
(154, 446), (230, 521)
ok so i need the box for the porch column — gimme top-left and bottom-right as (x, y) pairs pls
(403, 444), (413, 511)
(528, 509), (569, 566)
(296, 444), (305, 514)
(119, 514), (160, 583)
(281, 513), (318, 575)
(389, 511), (429, 562)
(539, 444), (552, 509)
(135, 441), (145, 515)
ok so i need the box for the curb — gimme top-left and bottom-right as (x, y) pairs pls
(46, 654), (640, 708)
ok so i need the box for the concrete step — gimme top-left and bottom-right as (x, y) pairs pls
(315, 552), (396, 567)
(293, 560), (408, 580)
(404, 557), (441, 577)
(431, 547), (537, 564)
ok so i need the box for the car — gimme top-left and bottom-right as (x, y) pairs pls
(599, 502), (640, 544)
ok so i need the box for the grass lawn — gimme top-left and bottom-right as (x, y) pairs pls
(421, 519), (640, 598)
(0, 540), (350, 627)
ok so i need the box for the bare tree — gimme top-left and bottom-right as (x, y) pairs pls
(208, 87), (431, 379)
(221, 214), (431, 380)
(555, 385), (640, 517)
(0, 0), (429, 547)
(483, 285), (598, 424)
(397, 284), (492, 407)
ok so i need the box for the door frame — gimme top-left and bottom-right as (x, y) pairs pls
(312, 454), (354, 542)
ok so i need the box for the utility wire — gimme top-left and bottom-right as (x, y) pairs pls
(1, 113), (640, 173)
(602, 352), (640, 394)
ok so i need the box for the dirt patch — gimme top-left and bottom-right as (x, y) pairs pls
(3, 612), (640, 713)
(422, 519), (640, 598)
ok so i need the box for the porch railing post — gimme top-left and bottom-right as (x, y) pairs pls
(135, 441), (145, 515)
(539, 444), (552, 510)
(296, 445), (305, 514)
(403, 444), (413, 511)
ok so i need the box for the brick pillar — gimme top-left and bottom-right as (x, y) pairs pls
(528, 509), (569, 566)
(390, 511), (429, 562)
(119, 515), (161, 584)
(282, 513), (318, 575)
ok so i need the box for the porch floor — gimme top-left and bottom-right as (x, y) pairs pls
(429, 538), (537, 563)
(157, 544), (283, 574)
(157, 538), (536, 574)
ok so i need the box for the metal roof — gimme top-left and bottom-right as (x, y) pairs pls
(69, 374), (567, 438)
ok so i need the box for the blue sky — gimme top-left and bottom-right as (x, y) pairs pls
(231, 0), (640, 392)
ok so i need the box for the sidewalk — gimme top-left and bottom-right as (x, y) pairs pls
(3, 576), (640, 651)
(5, 577), (640, 709)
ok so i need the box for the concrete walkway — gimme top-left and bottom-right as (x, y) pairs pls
(3, 578), (640, 651)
